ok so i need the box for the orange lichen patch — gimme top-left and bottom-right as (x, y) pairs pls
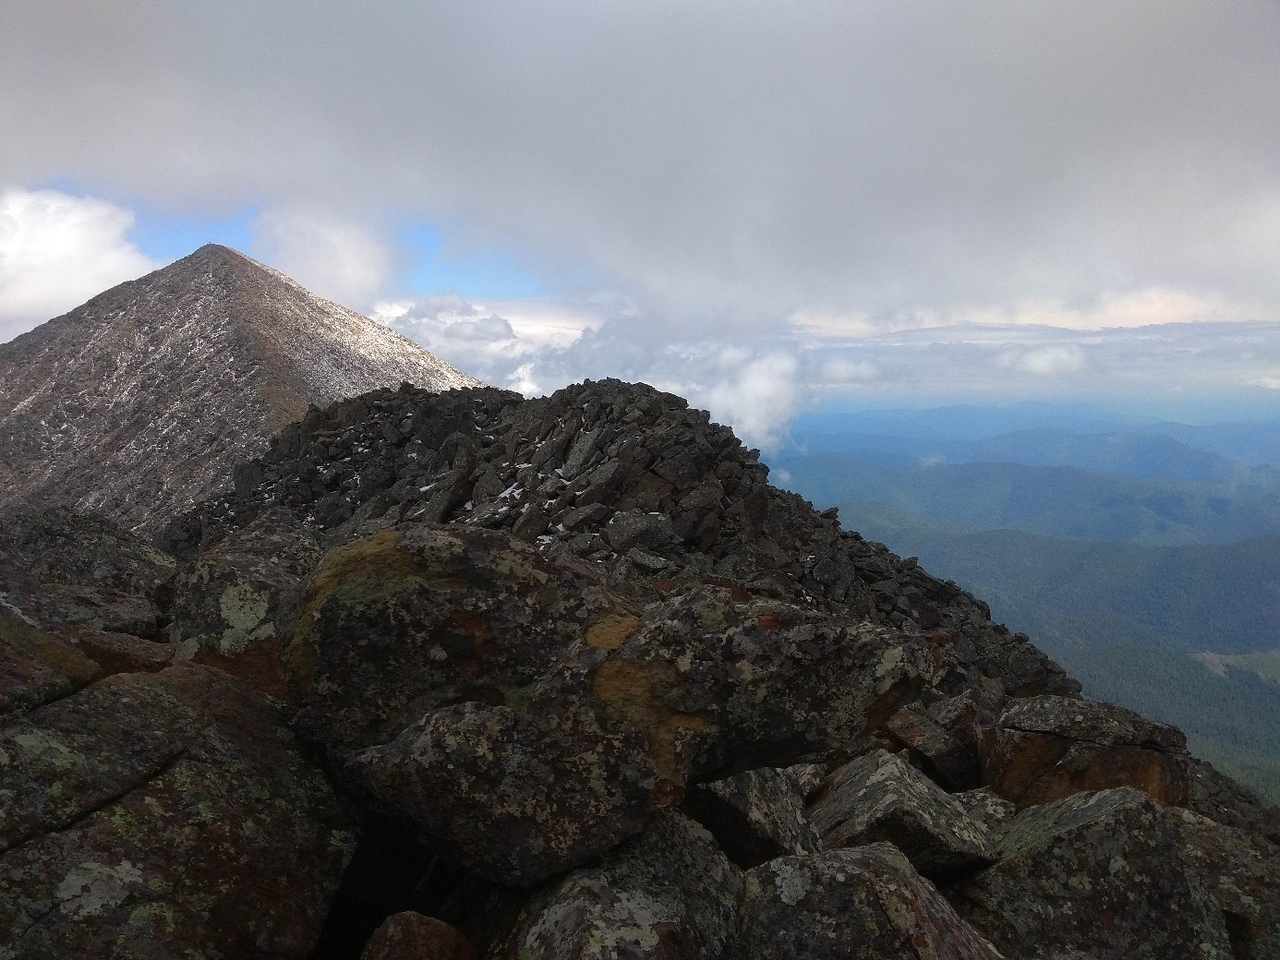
(756, 613), (783, 632)
(446, 609), (494, 649)
(591, 658), (713, 779)
(986, 734), (1190, 808)
(285, 528), (463, 694)
(585, 612), (642, 651)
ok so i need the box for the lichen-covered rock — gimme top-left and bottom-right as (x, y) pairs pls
(0, 607), (99, 721)
(359, 911), (477, 960)
(283, 522), (628, 754)
(952, 787), (1231, 960)
(808, 749), (994, 880)
(0, 662), (355, 959)
(980, 695), (1192, 808)
(169, 506), (320, 662)
(289, 522), (936, 885)
(739, 843), (1004, 959)
(0, 507), (175, 638)
(951, 788), (1018, 842)
(1170, 807), (1280, 959)
(683, 766), (821, 868)
(493, 813), (741, 960)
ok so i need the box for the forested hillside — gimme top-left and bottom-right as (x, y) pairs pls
(770, 408), (1280, 804)
(777, 455), (1280, 545)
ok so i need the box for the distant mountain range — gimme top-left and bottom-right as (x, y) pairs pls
(770, 411), (1280, 803)
(0, 244), (480, 532)
(789, 402), (1280, 466)
(776, 455), (1280, 546)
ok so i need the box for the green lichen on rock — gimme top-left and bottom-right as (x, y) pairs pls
(0, 663), (353, 959)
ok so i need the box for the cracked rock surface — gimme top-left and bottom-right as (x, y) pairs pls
(0, 663), (354, 960)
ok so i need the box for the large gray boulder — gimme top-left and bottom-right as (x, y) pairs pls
(809, 749), (995, 880)
(739, 843), (1004, 959)
(493, 813), (741, 960)
(952, 787), (1233, 960)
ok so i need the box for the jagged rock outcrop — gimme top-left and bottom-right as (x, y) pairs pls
(981, 695), (1193, 808)
(3, 376), (1277, 958)
(0, 244), (480, 533)
(808, 749), (995, 880)
(163, 379), (1080, 715)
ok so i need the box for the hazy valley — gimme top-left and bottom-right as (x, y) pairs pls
(771, 406), (1280, 803)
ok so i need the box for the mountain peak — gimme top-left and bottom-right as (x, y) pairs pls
(0, 247), (483, 532)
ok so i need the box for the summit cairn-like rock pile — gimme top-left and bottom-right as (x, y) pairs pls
(3, 379), (1277, 959)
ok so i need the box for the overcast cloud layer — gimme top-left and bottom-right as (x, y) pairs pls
(4, 1), (1280, 444)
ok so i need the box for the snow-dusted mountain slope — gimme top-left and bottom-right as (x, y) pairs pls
(0, 244), (483, 532)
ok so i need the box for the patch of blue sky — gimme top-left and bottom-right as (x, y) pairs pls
(127, 205), (255, 264)
(32, 177), (257, 264)
(394, 221), (547, 300)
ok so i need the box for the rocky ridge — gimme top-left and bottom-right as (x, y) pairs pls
(2, 378), (1277, 959)
(0, 244), (480, 533)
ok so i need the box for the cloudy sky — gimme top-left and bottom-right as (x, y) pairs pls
(3, 1), (1280, 445)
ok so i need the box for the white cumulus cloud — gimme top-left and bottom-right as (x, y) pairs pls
(698, 352), (802, 450)
(0, 187), (156, 340)
(998, 344), (1088, 377)
(252, 207), (393, 308)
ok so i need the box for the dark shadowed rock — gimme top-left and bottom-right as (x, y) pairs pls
(493, 813), (741, 960)
(0, 662), (355, 959)
(0, 608), (99, 721)
(0, 508), (175, 638)
(886, 696), (983, 791)
(70, 628), (174, 677)
(980, 695), (1193, 809)
(952, 787), (1231, 960)
(808, 749), (994, 880)
(1185, 756), (1280, 843)
(359, 911), (477, 960)
(740, 843), (1004, 960)
(682, 766), (821, 868)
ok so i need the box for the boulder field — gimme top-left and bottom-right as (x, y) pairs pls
(2, 379), (1276, 959)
